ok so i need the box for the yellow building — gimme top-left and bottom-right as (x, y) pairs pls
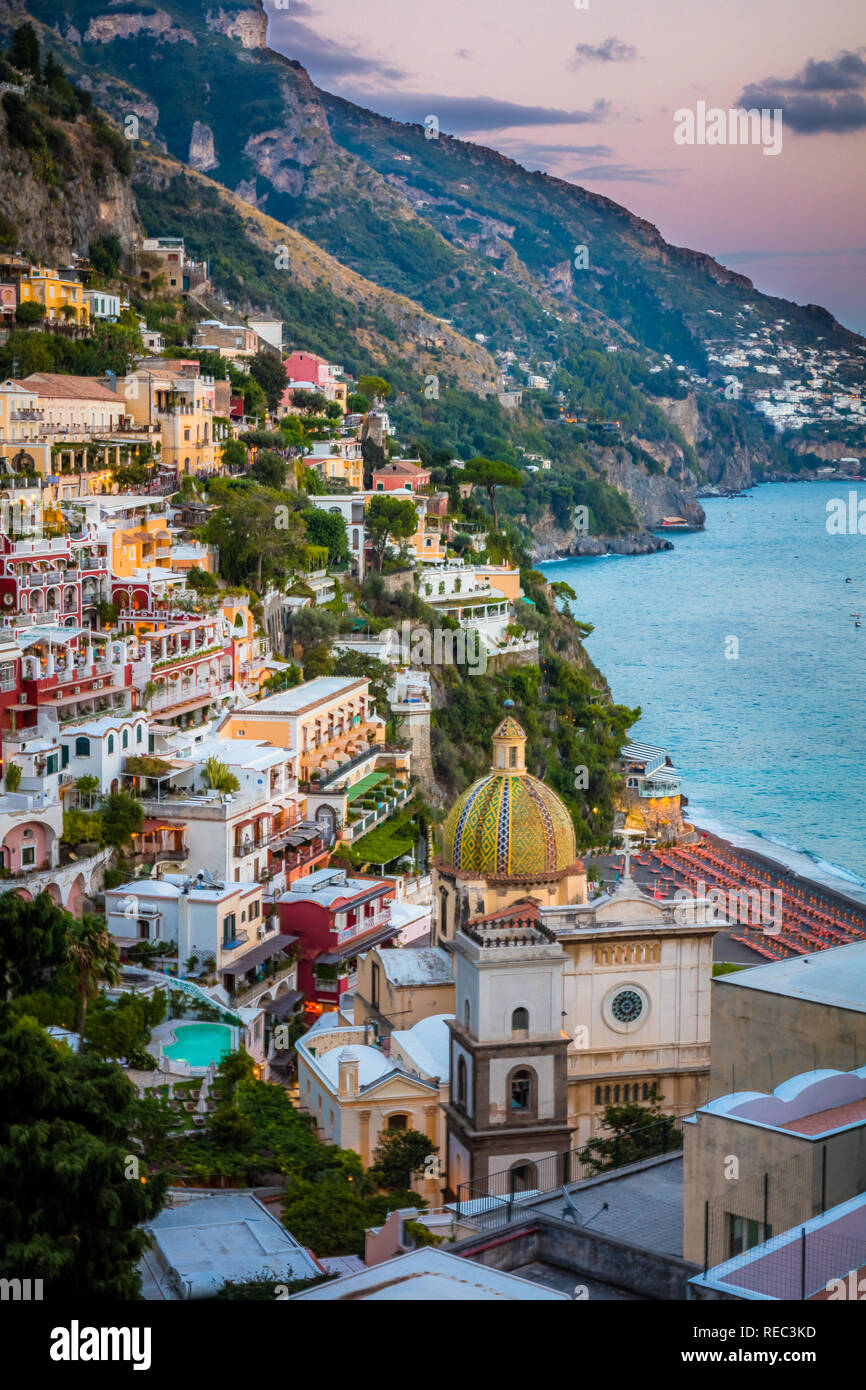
(434, 713), (587, 943)
(617, 742), (685, 840)
(220, 594), (269, 691)
(18, 267), (89, 325)
(119, 368), (218, 476)
(111, 515), (173, 578)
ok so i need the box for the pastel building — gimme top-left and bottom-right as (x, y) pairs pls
(0, 726), (63, 873)
(354, 945), (454, 1036)
(296, 1007), (451, 1195)
(18, 266), (89, 324)
(276, 866), (398, 1006)
(105, 873), (298, 1013)
(683, 1065), (866, 1269)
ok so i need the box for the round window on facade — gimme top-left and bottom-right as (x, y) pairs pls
(603, 983), (649, 1032)
(611, 989), (643, 1024)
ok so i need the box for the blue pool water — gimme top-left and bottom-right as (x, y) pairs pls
(541, 480), (866, 888)
(163, 1023), (233, 1070)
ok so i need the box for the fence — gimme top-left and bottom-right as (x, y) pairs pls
(699, 1145), (866, 1297)
(455, 1115), (685, 1226)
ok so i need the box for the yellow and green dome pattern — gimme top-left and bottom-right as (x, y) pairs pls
(441, 770), (577, 879)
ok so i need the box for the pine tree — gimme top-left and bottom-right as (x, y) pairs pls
(7, 23), (40, 76)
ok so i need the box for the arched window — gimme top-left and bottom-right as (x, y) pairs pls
(613, 1085), (621, 1103)
(595, 1086), (602, 1106)
(107, 734), (114, 754)
(136, 723), (143, 744)
(604, 1086), (611, 1104)
(387, 1114), (408, 1131)
(457, 1056), (467, 1108)
(642, 1082), (650, 1101)
(75, 736), (90, 757)
(511, 1007), (529, 1035)
(122, 728), (129, 749)
(509, 745), (517, 768)
(511, 1069), (532, 1112)
(463, 998), (471, 1030)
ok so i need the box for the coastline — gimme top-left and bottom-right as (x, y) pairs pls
(689, 811), (866, 914)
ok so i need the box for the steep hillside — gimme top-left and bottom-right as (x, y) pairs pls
(3, 0), (861, 546)
(132, 149), (499, 394)
(0, 63), (140, 261)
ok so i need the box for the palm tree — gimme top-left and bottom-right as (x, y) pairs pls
(66, 914), (120, 1038)
(201, 755), (239, 794)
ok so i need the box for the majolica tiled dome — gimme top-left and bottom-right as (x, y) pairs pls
(441, 716), (577, 880)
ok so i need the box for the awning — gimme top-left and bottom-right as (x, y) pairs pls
(314, 922), (400, 964)
(263, 990), (303, 1017)
(220, 933), (298, 976)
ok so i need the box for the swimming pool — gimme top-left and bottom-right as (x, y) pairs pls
(163, 1023), (234, 1070)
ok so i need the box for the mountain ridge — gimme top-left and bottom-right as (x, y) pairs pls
(1, 0), (863, 547)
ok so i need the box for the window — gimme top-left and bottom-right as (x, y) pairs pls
(61, 745), (69, 768)
(371, 961), (380, 1009)
(46, 754), (58, 775)
(457, 1056), (467, 1108)
(122, 728), (129, 749)
(463, 998), (471, 1030)
(0, 662), (15, 692)
(511, 1069), (532, 1111)
(509, 1161), (537, 1193)
(222, 913), (236, 946)
(509, 746), (517, 768)
(21, 845), (35, 867)
(595, 1086), (602, 1106)
(107, 735), (114, 754)
(136, 724), (143, 744)
(728, 1215), (771, 1258)
(511, 1007), (529, 1035)
(387, 1114), (408, 1130)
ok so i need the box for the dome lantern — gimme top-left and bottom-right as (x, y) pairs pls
(492, 714), (526, 773)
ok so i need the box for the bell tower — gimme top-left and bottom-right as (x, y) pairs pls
(444, 902), (573, 1198)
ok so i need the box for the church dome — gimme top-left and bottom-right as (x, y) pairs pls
(440, 715), (578, 880)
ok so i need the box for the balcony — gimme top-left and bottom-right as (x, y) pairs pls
(337, 906), (391, 944)
(313, 745), (378, 790)
(224, 952), (297, 1008)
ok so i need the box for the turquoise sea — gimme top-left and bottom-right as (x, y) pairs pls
(541, 480), (866, 895)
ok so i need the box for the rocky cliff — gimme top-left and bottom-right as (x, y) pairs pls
(0, 97), (141, 262)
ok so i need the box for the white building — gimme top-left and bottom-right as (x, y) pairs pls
(104, 871), (298, 1013)
(84, 290), (121, 321)
(60, 712), (150, 797)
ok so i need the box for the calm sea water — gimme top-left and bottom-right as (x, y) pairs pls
(541, 480), (866, 891)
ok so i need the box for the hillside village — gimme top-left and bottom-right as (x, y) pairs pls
(2, 17), (866, 1313)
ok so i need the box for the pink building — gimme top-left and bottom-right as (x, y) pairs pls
(372, 460), (431, 493)
(275, 867), (398, 1007)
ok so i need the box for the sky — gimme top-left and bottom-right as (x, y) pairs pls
(263, 0), (866, 334)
